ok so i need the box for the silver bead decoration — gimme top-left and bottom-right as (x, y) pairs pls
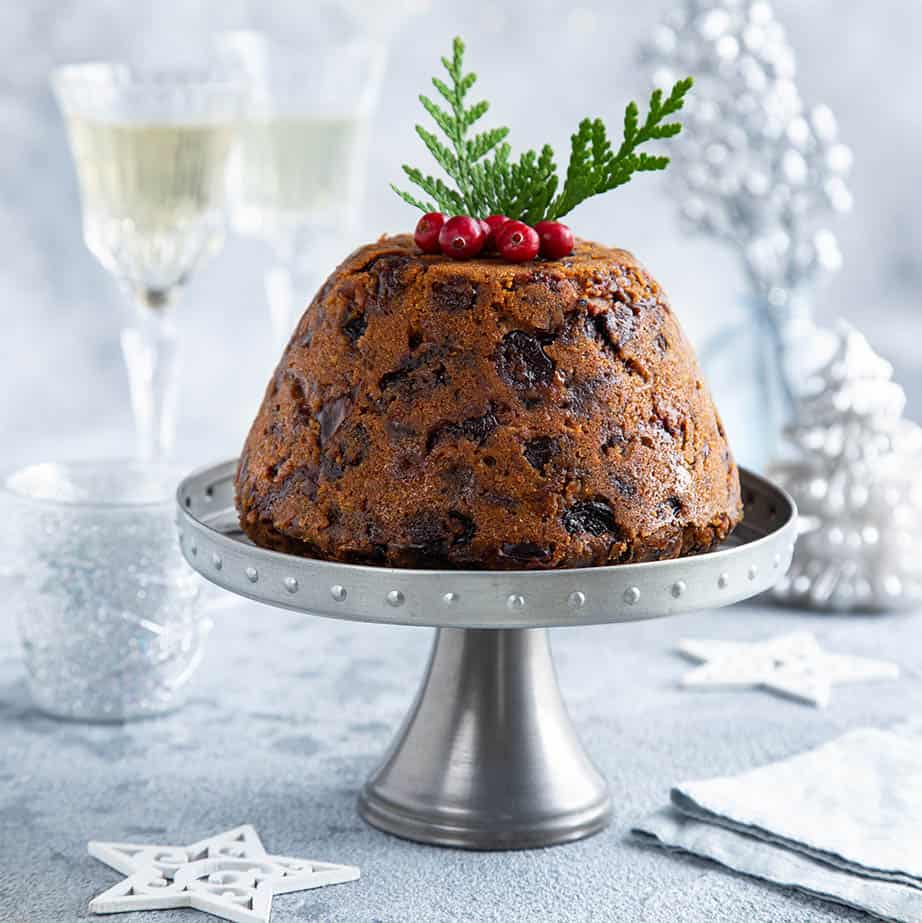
(442, 592), (459, 605)
(284, 577), (299, 594)
(568, 591), (586, 609)
(641, 0), (853, 460)
(623, 586), (640, 605)
(643, 0), (852, 306)
(330, 585), (347, 602)
(386, 590), (405, 607)
(211, 553), (222, 571)
(245, 566), (259, 583)
(718, 573), (730, 589)
(769, 323), (922, 611)
(507, 594), (526, 611)
(671, 580), (687, 599)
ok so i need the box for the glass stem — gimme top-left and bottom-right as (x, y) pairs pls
(120, 296), (180, 461)
(265, 264), (301, 357)
(264, 229), (329, 356)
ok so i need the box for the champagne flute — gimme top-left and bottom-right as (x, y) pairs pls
(51, 63), (246, 460)
(217, 31), (385, 354)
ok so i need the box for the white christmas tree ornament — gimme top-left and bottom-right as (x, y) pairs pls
(88, 825), (360, 923)
(770, 323), (922, 611)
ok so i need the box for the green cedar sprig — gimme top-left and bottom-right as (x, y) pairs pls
(392, 37), (693, 224)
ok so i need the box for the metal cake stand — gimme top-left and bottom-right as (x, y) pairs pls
(177, 460), (796, 850)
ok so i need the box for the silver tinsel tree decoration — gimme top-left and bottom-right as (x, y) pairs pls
(770, 324), (922, 611)
(641, 0), (853, 462)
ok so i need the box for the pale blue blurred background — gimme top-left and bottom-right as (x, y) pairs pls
(5, 0), (920, 466)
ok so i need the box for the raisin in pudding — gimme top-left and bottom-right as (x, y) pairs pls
(235, 235), (742, 569)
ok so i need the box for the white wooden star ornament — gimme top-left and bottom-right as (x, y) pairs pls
(88, 824), (359, 923)
(678, 630), (899, 707)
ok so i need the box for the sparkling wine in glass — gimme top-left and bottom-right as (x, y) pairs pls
(52, 64), (246, 460)
(218, 31), (385, 354)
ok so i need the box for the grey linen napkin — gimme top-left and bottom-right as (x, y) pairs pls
(633, 728), (922, 923)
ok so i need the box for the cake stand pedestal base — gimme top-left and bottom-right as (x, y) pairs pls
(358, 627), (611, 850)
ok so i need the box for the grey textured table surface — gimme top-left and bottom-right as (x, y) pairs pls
(2, 593), (920, 923)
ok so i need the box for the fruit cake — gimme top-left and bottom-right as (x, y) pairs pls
(235, 234), (742, 568)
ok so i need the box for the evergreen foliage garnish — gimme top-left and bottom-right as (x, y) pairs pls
(392, 37), (693, 223)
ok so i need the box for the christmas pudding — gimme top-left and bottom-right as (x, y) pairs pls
(235, 38), (741, 569)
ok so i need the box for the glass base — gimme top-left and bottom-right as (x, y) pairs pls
(26, 688), (187, 724)
(21, 621), (210, 723)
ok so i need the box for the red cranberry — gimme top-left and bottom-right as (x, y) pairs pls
(414, 212), (445, 254)
(534, 221), (574, 260)
(482, 214), (510, 249)
(438, 215), (485, 260)
(496, 220), (540, 263)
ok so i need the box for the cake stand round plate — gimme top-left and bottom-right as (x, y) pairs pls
(177, 460), (796, 850)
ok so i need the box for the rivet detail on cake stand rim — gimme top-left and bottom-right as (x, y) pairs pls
(671, 580), (686, 598)
(245, 566), (259, 583)
(507, 594), (526, 611)
(443, 592), (459, 605)
(285, 577), (299, 594)
(718, 572), (730, 589)
(568, 591), (586, 609)
(386, 590), (405, 607)
(212, 553), (222, 571)
(623, 586), (640, 605)
(331, 585), (347, 602)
